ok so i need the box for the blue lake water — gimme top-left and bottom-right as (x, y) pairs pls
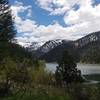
(46, 63), (100, 75)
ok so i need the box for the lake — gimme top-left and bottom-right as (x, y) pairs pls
(46, 63), (100, 75)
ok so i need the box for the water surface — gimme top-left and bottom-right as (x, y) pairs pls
(46, 63), (100, 75)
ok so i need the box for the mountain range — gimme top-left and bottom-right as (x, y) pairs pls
(29, 31), (100, 63)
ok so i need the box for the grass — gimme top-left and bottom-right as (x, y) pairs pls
(1, 84), (100, 100)
(2, 94), (71, 100)
(1, 86), (72, 100)
(0, 74), (99, 100)
(0, 84), (100, 100)
(1, 74), (100, 100)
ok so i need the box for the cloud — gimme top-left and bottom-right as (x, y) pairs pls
(36, 0), (100, 36)
(16, 21), (91, 47)
(11, 0), (100, 47)
(11, 1), (32, 16)
(64, 0), (100, 34)
(36, 0), (92, 15)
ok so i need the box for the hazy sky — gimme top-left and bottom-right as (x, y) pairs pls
(10, 0), (100, 46)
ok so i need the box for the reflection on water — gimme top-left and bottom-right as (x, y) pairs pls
(46, 63), (100, 75)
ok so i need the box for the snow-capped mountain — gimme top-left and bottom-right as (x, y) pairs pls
(36, 39), (72, 56)
(33, 31), (100, 62)
(27, 31), (100, 59)
(27, 39), (70, 51)
(37, 39), (63, 53)
(28, 42), (44, 51)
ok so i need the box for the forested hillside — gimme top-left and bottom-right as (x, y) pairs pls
(80, 41), (100, 63)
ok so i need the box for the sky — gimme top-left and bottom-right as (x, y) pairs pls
(9, 0), (100, 47)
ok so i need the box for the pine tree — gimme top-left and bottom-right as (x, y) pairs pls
(0, 0), (16, 60)
(0, 0), (16, 42)
(55, 50), (83, 86)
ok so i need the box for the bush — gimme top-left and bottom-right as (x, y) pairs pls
(29, 60), (55, 86)
(0, 57), (33, 95)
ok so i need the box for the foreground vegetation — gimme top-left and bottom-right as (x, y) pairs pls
(1, 84), (100, 100)
(0, 57), (100, 100)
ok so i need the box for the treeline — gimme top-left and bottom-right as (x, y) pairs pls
(0, 42), (34, 62)
(80, 41), (100, 64)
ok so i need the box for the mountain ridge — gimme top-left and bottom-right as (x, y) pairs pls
(32, 31), (100, 62)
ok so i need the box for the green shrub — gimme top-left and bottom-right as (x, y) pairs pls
(29, 60), (55, 86)
(0, 57), (34, 95)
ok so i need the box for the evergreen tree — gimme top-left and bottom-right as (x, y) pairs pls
(0, 0), (16, 42)
(55, 50), (83, 86)
(0, 0), (16, 60)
